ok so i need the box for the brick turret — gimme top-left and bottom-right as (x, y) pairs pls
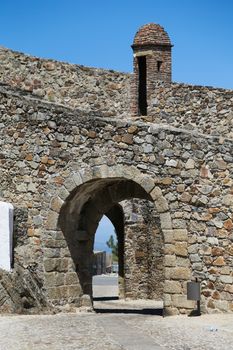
(131, 23), (173, 116)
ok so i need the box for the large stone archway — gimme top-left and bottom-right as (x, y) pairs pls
(58, 177), (155, 299)
(44, 165), (173, 310)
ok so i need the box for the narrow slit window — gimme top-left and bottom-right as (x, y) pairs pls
(138, 56), (147, 116)
(157, 61), (162, 72)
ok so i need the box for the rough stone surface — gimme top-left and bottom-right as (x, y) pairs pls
(0, 23), (232, 315)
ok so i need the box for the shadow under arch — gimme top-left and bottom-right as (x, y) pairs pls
(58, 177), (153, 301)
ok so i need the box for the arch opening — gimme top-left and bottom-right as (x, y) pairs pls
(58, 177), (163, 305)
(93, 214), (119, 302)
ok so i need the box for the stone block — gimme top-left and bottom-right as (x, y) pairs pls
(163, 293), (171, 306)
(44, 258), (57, 272)
(166, 159), (178, 167)
(224, 285), (233, 294)
(50, 196), (63, 213)
(188, 244), (198, 254)
(223, 194), (233, 206)
(44, 258), (69, 272)
(135, 251), (145, 258)
(224, 219), (233, 230)
(176, 257), (190, 267)
(65, 272), (79, 285)
(185, 158), (195, 169)
(189, 254), (201, 263)
(58, 286), (69, 298)
(43, 248), (60, 258)
(58, 186), (70, 201)
(47, 287), (61, 300)
(211, 247), (225, 256)
(44, 239), (67, 249)
(44, 272), (64, 287)
(180, 192), (192, 203)
(72, 172), (83, 186)
(170, 267), (191, 280)
(53, 231), (65, 240)
(189, 220), (206, 231)
(215, 300), (229, 312)
(160, 177), (173, 185)
(188, 234), (197, 244)
(164, 244), (175, 255)
(46, 211), (59, 230)
(127, 125), (138, 134)
(122, 133), (133, 145)
(207, 237), (219, 245)
(177, 184), (185, 192)
(213, 256), (225, 266)
(212, 291), (221, 300)
(164, 307), (179, 316)
(61, 247), (71, 258)
(207, 299), (216, 309)
(192, 263), (203, 271)
(59, 259), (69, 272)
(164, 255), (176, 267)
(172, 294), (194, 309)
(199, 245), (211, 255)
(80, 294), (92, 307)
(160, 213), (172, 229)
(139, 176), (155, 192)
(150, 186), (162, 200)
(163, 230), (174, 243)
(174, 242), (188, 257)
(220, 275), (233, 284)
(173, 229), (188, 241)
(219, 266), (231, 275)
(165, 267), (172, 279)
(228, 245), (233, 255)
(64, 178), (77, 192)
(164, 280), (182, 294)
(155, 196), (169, 213)
(68, 285), (82, 298)
(173, 219), (187, 229)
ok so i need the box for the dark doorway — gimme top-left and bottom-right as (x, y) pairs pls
(138, 56), (147, 116)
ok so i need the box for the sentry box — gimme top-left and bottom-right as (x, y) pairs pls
(187, 279), (201, 316)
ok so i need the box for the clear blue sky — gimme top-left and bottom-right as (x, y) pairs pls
(0, 0), (233, 89)
(95, 216), (115, 252)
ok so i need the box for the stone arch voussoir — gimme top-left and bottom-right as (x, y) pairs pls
(47, 164), (171, 234)
(44, 164), (176, 310)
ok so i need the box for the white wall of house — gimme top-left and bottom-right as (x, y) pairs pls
(0, 201), (14, 271)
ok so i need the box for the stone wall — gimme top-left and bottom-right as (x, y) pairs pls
(1, 47), (233, 138)
(123, 199), (164, 300)
(0, 82), (233, 315)
(147, 81), (233, 138)
(0, 47), (130, 118)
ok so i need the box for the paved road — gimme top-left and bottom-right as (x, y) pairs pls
(93, 275), (118, 286)
(1, 311), (233, 350)
(1, 276), (233, 349)
(93, 274), (118, 299)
